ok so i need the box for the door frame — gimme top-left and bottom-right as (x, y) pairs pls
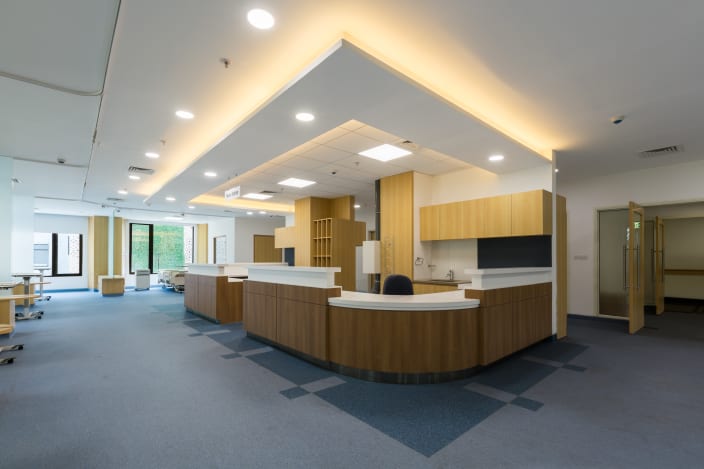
(655, 216), (665, 315)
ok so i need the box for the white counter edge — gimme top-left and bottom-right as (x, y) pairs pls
(329, 290), (480, 311)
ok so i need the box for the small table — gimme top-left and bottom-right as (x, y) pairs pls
(11, 273), (44, 320)
(34, 267), (51, 301)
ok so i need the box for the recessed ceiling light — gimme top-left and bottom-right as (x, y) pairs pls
(295, 112), (315, 122)
(188, 205), (196, 209)
(118, 189), (128, 195)
(489, 154), (504, 162)
(259, 211), (267, 215)
(354, 204), (361, 209)
(554, 168), (559, 173)
(278, 177), (316, 188)
(247, 8), (275, 29)
(145, 152), (159, 159)
(204, 171), (217, 177)
(247, 211), (253, 215)
(129, 175), (141, 180)
(166, 196), (176, 202)
(243, 193), (273, 200)
(358, 144), (412, 162)
(175, 110), (194, 119)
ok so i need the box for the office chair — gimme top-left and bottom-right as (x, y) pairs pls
(382, 274), (414, 295)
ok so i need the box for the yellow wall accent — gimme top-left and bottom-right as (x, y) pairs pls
(197, 224), (208, 263)
(113, 217), (123, 275)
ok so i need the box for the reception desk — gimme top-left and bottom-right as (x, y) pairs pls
(243, 266), (553, 383)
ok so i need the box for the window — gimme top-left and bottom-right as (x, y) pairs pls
(129, 223), (194, 273)
(33, 232), (83, 277)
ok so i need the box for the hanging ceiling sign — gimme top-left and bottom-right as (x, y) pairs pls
(224, 186), (241, 200)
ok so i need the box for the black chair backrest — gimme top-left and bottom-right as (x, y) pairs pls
(382, 274), (414, 295)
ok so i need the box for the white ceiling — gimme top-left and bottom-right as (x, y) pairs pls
(3, 0), (704, 220)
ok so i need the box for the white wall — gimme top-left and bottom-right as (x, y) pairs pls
(207, 218), (236, 264)
(431, 164), (552, 204)
(234, 216), (286, 262)
(11, 195), (34, 274)
(34, 214), (89, 290)
(0, 157), (14, 280)
(558, 159), (704, 316)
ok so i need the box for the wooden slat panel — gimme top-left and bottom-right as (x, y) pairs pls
(243, 292), (277, 340)
(196, 224), (208, 263)
(184, 273), (198, 310)
(328, 306), (479, 373)
(330, 195), (354, 220)
(113, 217), (123, 275)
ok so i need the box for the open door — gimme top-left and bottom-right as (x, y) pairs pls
(628, 202), (645, 333)
(654, 216), (665, 315)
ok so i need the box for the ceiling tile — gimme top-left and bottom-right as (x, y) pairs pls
(324, 132), (380, 154)
(302, 144), (351, 162)
(354, 125), (401, 143)
(312, 127), (349, 145)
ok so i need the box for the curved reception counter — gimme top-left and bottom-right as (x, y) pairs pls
(243, 265), (552, 383)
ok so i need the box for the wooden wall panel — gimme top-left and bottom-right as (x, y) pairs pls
(380, 172), (414, 284)
(556, 194), (567, 339)
(113, 217), (123, 275)
(328, 306), (479, 373)
(88, 216), (108, 290)
(196, 224), (208, 263)
(479, 304), (514, 365)
(331, 195), (354, 220)
(253, 235), (281, 262)
(184, 273), (198, 311)
(244, 292), (277, 340)
(274, 226), (296, 248)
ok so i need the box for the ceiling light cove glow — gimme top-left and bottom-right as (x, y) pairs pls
(243, 193), (273, 200)
(165, 196), (176, 202)
(358, 144), (412, 162)
(247, 9), (275, 29)
(295, 112), (315, 122)
(118, 189), (128, 195)
(145, 152), (159, 159)
(204, 171), (217, 177)
(354, 204), (361, 209)
(278, 177), (316, 188)
(175, 110), (194, 119)
(129, 175), (141, 180)
(489, 154), (505, 162)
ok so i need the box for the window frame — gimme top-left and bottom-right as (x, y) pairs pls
(50, 232), (83, 277)
(128, 223), (194, 274)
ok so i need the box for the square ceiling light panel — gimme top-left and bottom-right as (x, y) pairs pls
(358, 144), (412, 162)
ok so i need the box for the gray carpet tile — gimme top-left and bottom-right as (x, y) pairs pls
(471, 357), (557, 395)
(524, 340), (589, 364)
(511, 396), (544, 411)
(281, 386), (310, 399)
(246, 348), (333, 385)
(315, 379), (505, 457)
(207, 331), (264, 352)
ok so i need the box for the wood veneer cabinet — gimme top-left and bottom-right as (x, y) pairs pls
(311, 218), (365, 290)
(420, 190), (553, 241)
(412, 283), (458, 294)
(184, 274), (243, 324)
(467, 282), (552, 365)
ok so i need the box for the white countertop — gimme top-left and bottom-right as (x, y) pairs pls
(463, 267), (552, 289)
(247, 265), (341, 288)
(186, 262), (287, 276)
(329, 290), (480, 311)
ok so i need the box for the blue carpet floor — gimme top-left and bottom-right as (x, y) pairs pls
(3, 290), (703, 468)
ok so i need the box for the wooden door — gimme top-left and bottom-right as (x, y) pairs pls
(253, 235), (282, 262)
(628, 202), (645, 334)
(654, 216), (665, 315)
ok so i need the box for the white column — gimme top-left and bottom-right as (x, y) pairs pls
(0, 157), (13, 280)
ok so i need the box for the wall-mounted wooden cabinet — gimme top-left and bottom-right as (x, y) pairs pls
(311, 218), (365, 290)
(420, 190), (551, 241)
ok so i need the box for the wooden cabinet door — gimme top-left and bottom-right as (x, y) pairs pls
(478, 195), (511, 238)
(511, 190), (552, 236)
(420, 205), (439, 241)
(437, 202), (463, 239)
(460, 199), (479, 238)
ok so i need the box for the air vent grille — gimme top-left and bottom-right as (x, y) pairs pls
(639, 145), (684, 158)
(260, 190), (277, 194)
(106, 197), (124, 202)
(396, 139), (420, 151)
(128, 166), (155, 175)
